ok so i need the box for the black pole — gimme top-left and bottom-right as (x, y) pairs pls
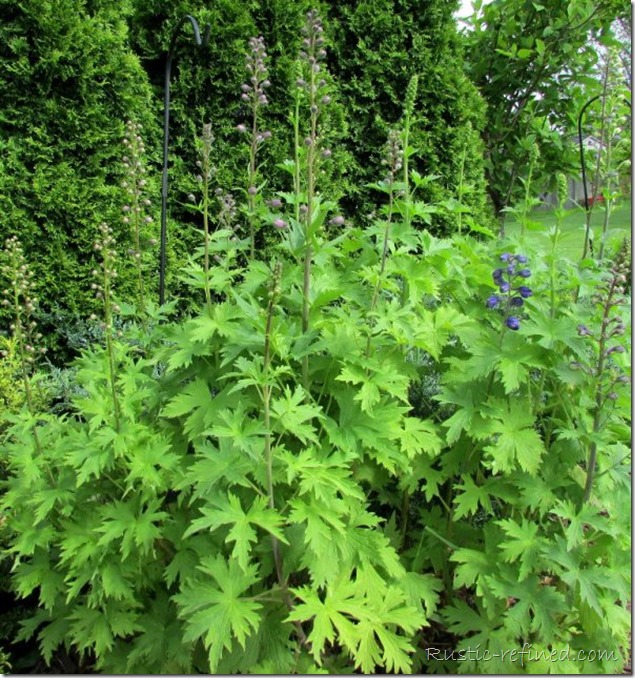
(160, 15), (210, 306)
(577, 95), (600, 213)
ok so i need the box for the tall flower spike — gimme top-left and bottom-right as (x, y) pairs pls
(1, 236), (46, 366)
(240, 35), (271, 258)
(122, 120), (155, 318)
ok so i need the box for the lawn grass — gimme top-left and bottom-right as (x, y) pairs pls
(503, 198), (631, 259)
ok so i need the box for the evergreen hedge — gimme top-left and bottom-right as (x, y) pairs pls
(0, 0), (157, 359)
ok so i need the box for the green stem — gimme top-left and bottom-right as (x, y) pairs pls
(301, 65), (318, 392)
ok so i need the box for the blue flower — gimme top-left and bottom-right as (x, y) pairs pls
(492, 268), (504, 283)
(518, 269), (531, 278)
(518, 285), (532, 298)
(499, 281), (511, 293)
(500, 253), (511, 262)
(510, 296), (524, 307)
(506, 316), (520, 330)
(516, 254), (528, 263)
(486, 295), (500, 308)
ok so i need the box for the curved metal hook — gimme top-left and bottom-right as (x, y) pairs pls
(159, 15), (211, 306)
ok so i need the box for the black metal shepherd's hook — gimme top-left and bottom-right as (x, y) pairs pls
(577, 95), (600, 215)
(160, 15), (211, 306)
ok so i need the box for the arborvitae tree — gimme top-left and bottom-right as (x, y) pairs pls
(129, 0), (491, 237)
(0, 0), (157, 359)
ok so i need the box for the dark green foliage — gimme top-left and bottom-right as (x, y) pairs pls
(128, 0), (491, 240)
(0, 0), (158, 352)
(325, 0), (491, 230)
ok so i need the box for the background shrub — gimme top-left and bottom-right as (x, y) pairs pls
(0, 0), (158, 359)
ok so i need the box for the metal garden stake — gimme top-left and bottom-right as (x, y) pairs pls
(160, 15), (210, 305)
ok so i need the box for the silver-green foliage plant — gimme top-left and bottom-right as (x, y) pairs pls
(0, 9), (631, 675)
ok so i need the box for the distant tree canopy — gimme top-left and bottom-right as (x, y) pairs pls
(464, 0), (629, 216)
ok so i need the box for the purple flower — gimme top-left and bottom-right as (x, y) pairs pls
(499, 281), (511, 293)
(248, 186), (258, 196)
(330, 216), (345, 226)
(273, 219), (287, 229)
(506, 316), (520, 330)
(486, 295), (500, 309)
(516, 254), (528, 263)
(500, 253), (511, 261)
(518, 286), (532, 298)
(267, 198), (282, 208)
(510, 296), (524, 307)
(518, 269), (531, 278)
(577, 324), (591, 336)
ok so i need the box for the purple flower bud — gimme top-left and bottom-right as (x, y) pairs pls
(577, 324), (591, 336)
(273, 219), (288, 229)
(607, 345), (625, 354)
(304, 137), (312, 146)
(516, 254), (528, 263)
(241, 93), (250, 102)
(506, 316), (520, 330)
(321, 95), (331, 105)
(296, 78), (306, 88)
(262, 130), (272, 139)
(330, 216), (345, 226)
(267, 198), (282, 208)
(499, 281), (511, 293)
(517, 286), (532, 298)
(236, 124), (247, 133)
(485, 295), (500, 309)
(258, 94), (268, 105)
(518, 269), (531, 278)
(492, 268), (504, 282)
(299, 204), (308, 214)
(506, 263), (516, 274)
(241, 83), (251, 92)
(500, 253), (511, 261)
(248, 186), (258, 196)
(510, 296), (524, 307)
(322, 149), (332, 158)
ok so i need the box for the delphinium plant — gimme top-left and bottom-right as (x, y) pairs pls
(121, 120), (156, 321)
(236, 35), (272, 260)
(0, 236), (47, 447)
(573, 256), (629, 506)
(1, 9), (630, 676)
(90, 222), (122, 431)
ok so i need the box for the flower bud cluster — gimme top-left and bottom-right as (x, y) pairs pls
(237, 36), (272, 159)
(214, 187), (237, 229)
(93, 222), (120, 333)
(298, 9), (331, 156)
(122, 120), (156, 263)
(0, 236), (46, 362)
(299, 10), (326, 77)
(572, 259), (630, 398)
(486, 253), (533, 330)
(383, 129), (403, 185)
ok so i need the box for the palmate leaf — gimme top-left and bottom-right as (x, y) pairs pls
(288, 571), (424, 674)
(400, 417), (443, 458)
(453, 474), (492, 520)
(183, 493), (287, 570)
(414, 306), (471, 360)
(174, 556), (262, 672)
(271, 386), (323, 443)
(483, 398), (545, 475)
(495, 518), (545, 581)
